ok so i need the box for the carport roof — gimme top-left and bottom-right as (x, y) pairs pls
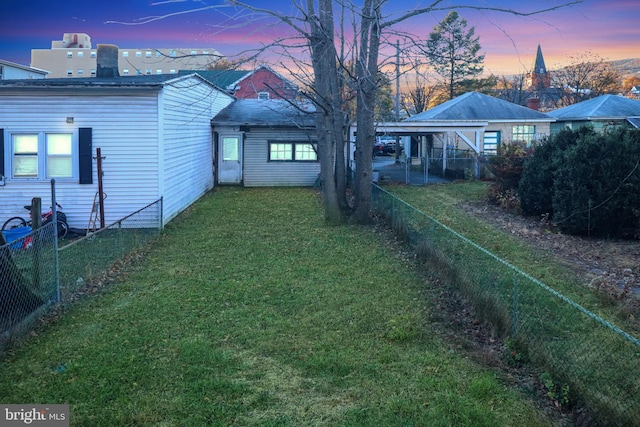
(405, 91), (553, 122)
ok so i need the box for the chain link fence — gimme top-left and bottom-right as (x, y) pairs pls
(1, 199), (162, 349)
(0, 223), (59, 346)
(372, 184), (640, 426)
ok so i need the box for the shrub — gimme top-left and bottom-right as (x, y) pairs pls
(519, 127), (592, 216)
(551, 127), (640, 238)
(486, 143), (530, 209)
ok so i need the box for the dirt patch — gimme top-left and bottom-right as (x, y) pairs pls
(461, 201), (640, 308)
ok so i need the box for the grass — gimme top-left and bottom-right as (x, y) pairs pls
(0, 187), (555, 426)
(381, 181), (640, 425)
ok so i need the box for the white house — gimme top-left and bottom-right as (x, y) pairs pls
(0, 73), (234, 229)
(211, 99), (320, 187)
(0, 59), (49, 80)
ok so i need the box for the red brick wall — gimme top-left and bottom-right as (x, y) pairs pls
(234, 68), (297, 99)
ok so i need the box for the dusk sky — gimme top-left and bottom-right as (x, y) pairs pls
(0, 0), (638, 76)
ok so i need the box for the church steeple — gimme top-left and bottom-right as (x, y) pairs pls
(533, 44), (547, 74)
(526, 44), (551, 89)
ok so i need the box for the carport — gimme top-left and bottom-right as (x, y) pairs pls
(350, 120), (488, 185)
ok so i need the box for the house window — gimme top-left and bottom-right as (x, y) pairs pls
(512, 125), (536, 145)
(12, 134), (39, 177)
(156, 69), (162, 74)
(90, 69), (96, 76)
(77, 51), (83, 58)
(145, 69), (152, 75)
(122, 51), (129, 57)
(77, 69), (83, 75)
(123, 69), (129, 75)
(67, 52), (73, 58)
(46, 134), (73, 178)
(67, 70), (73, 76)
(269, 142), (317, 161)
(136, 51), (142, 57)
(483, 131), (500, 155)
(11, 133), (74, 179)
(90, 51), (96, 58)
(145, 51), (152, 58)
(258, 92), (270, 100)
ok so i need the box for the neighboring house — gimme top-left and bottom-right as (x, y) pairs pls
(548, 94), (640, 134)
(0, 73), (234, 229)
(211, 99), (319, 187)
(184, 65), (298, 100)
(0, 59), (48, 80)
(403, 91), (555, 155)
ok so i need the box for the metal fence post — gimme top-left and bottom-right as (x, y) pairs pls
(51, 179), (60, 303)
(511, 275), (519, 339)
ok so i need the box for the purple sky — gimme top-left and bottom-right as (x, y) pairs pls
(0, 0), (637, 75)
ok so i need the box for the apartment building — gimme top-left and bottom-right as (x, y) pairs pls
(31, 33), (223, 78)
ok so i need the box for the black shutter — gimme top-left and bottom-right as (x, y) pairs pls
(78, 128), (92, 184)
(0, 129), (4, 177)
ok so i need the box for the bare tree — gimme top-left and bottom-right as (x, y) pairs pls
(551, 51), (621, 106)
(134, 1), (582, 224)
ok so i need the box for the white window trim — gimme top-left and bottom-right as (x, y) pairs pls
(8, 131), (78, 181)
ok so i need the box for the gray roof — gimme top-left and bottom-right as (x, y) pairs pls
(211, 99), (316, 128)
(405, 92), (553, 122)
(0, 73), (205, 90)
(0, 59), (49, 75)
(548, 94), (640, 120)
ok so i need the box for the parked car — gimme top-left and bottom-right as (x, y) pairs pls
(373, 136), (403, 156)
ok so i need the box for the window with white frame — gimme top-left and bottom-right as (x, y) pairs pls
(145, 51), (152, 58)
(122, 51), (129, 57)
(67, 51), (73, 58)
(512, 125), (536, 146)
(11, 133), (75, 179)
(77, 51), (83, 58)
(90, 51), (96, 58)
(268, 142), (317, 161)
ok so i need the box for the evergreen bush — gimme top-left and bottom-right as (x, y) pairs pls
(519, 127), (590, 216)
(551, 127), (640, 238)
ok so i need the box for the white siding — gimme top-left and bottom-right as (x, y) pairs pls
(0, 93), (160, 229)
(160, 77), (233, 222)
(242, 129), (320, 187)
(1, 76), (233, 230)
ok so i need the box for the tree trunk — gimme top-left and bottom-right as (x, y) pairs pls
(352, 0), (382, 224)
(307, 0), (346, 224)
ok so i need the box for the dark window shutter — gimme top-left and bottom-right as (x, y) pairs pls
(0, 129), (4, 177)
(78, 128), (92, 184)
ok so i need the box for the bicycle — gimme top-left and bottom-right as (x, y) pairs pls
(2, 202), (69, 238)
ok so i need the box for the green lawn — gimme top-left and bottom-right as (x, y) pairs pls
(0, 187), (556, 426)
